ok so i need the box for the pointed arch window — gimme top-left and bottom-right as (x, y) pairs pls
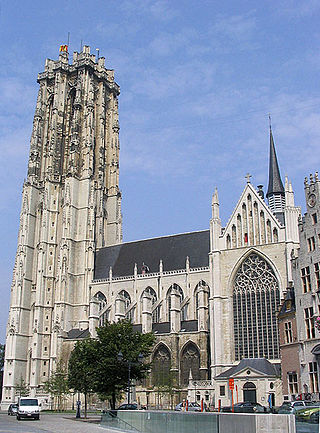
(141, 287), (160, 323)
(180, 342), (200, 386)
(233, 253), (280, 360)
(94, 291), (107, 311)
(119, 290), (131, 309)
(152, 345), (171, 387)
(141, 287), (157, 304)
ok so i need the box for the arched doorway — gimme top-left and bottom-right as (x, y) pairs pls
(243, 382), (256, 403)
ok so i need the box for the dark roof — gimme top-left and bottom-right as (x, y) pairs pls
(267, 129), (285, 198)
(215, 358), (281, 379)
(152, 322), (170, 334)
(181, 320), (198, 332)
(278, 286), (296, 317)
(65, 328), (90, 340)
(94, 230), (210, 279)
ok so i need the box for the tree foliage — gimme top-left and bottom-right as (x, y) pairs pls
(67, 320), (155, 409)
(44, 361), (69, 411)
(15, 376), (29, 397)
(68, 339), (96, 417)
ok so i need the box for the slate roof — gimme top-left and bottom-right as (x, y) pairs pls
(65, 328), (90, 340)
(267, 129), (285, 198)
(215, 358), (281, 379)
(94, 230), (210, 279)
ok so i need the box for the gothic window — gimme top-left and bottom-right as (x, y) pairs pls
(152, 345), (171, 387)
(99, 308), (110, 327)
(233, 253), (280, 360)
(227, 233), (231, 249)
(181, 303), (188, 321)
(231, 225), (236, 248)
(266, 220), (272, 243)
(180, 342), (200, 386)
(167, 284), (184, 321)
(141, 287), (159, 323)
(237, 214), (242, 246)
(119, 290), (131, 309)
(260, 211), (266, 243)
(125, 306), (135, 323)
(141, 287), (157, 305)
(273, 228), (278, 243)
(94, 291), (107, 311)
(152, 305), (161, 323)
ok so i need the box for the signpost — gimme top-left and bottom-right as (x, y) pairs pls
(229, 379), (235, 412)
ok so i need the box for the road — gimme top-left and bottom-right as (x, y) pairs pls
(1, 411), (318, 433)
(0, 412), (120, 433)
(296, 421), (320, 432)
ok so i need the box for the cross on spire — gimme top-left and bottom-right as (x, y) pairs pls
(245, 173), (252, 183)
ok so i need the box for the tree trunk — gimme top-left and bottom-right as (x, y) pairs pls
(84, 393), (87, 418)
(111, 390), (116, 410)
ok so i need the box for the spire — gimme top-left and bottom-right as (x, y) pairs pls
(266, 121), (285, 224)
(266, 125), (284, 198)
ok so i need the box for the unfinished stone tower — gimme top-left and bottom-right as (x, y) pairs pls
(2, 46), (122, 406)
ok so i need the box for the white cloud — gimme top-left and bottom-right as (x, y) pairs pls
(209, 12), (259, 51)
(119, 0), (177, 21)
(275, 0), (320, 17)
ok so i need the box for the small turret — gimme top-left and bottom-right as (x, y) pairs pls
(212, 187), (219, 219)
(210, 187), (221, 252)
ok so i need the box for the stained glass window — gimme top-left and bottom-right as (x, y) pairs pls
(233, 253), (280, 360)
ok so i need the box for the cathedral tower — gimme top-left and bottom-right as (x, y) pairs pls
(2, 46), (122, 406)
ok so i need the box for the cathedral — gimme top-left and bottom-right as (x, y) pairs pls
(1, 46), (301, 410)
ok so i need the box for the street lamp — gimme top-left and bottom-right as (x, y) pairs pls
(117, 351), (144, 405)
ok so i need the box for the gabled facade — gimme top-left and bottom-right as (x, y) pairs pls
(88, 145), (300, 408)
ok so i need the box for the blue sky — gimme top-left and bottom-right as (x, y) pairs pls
(1, 0), (320, 343)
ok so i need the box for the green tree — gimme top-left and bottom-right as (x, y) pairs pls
(44, 361), (69, 411)
(68, 339), (96, 418)
(93, 320), (155, 409)
(15, 376), (29, 397)
(0, 344), (5, 371)
(154, 371), (179, 409)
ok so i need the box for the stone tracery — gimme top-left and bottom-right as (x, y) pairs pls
(233, 253), (280, 360)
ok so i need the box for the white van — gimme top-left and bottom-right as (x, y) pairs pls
(16, 397), (40, 420)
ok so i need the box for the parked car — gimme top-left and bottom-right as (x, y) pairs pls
(7, 404), (18, 416)
(117, 403), (138, 410)
(16, 397), (41, 420)
(295, 406), (320, 423)
(221, 402), (267, 413)
(175, 402), (201, 412)
(277, 400), (317, 414)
